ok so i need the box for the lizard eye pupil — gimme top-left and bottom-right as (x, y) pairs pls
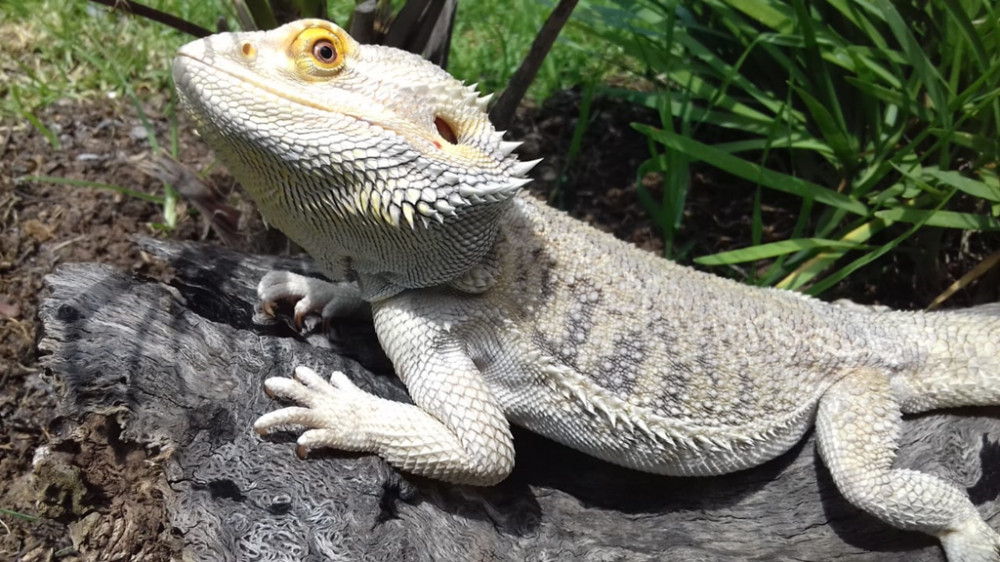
(312, 40), (337, 64)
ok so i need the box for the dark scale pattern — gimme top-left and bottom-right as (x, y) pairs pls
(589, 329), (646, 396)
(540, 278), (602, 370)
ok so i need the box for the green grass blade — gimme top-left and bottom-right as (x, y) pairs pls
(825, 0), (890, 51)
(695, 238), (868, 266)
(873, 0), (949, 123)
(241, 0), (279, 29)
(714, 136), (834, 156)
(791, 85), (854, 167)
(776, 249), (849, 291)
(776, 218), (889, 290)
(662, 68), (784, 123)
(610, 88), (809, 136)
(720, 0), (795, 32)
(20, 175), (165, 204)
(807, 197), (953, 296)
(69, 45), (161, 154)
(635, 125), (868, 215)
(790, 0), (851, 151)
(759, 197), (815, 285)
(843, 76), (906, 107)
(924, 168), (1000, 203)
(940, 0), (989, 69)
(874, 208), (1000, 230)
(674, 31), (802, 122)
(0, 508), (38, 522)
(20, 110), (62, 151)
(924, 129), (997, 154)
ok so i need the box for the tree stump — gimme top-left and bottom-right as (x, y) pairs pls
(39, 239), (1000, 561)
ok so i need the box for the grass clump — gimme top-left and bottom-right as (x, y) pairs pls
(450, 0), (616, 100)
(0, 0), (609, 116)
(0, 1), (227, 117)
(577, 0), (1000, 298)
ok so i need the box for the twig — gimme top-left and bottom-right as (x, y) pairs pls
(88, 0), (213, 38)
(489, 0), (579, 129)
(926, 247), (1000, 310)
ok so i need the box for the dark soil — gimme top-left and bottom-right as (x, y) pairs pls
(1, 90), (996, 560)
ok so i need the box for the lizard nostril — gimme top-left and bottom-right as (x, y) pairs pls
(435, 117), (457, 145)
(241, 41), (256, 59)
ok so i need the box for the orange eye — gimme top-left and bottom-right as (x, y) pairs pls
(312, 39), (337, 65)
(290, 26), (348, 77)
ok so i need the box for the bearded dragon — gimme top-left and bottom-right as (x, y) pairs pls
(172, 19), (1000, 561)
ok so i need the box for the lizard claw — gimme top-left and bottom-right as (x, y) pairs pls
(262, 381), (277, 399)
(260, 299), (278, 320)
(255, 271), (365, 332)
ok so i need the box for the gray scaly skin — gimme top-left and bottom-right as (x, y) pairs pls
(172, 19), (1000, 561)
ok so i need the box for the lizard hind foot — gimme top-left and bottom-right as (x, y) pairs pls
(255, 271), (365, 330)
(939, 516), (1000, 562)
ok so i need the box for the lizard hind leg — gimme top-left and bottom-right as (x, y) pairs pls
(816, 368), (1000, 562)
(891, 308), (1000, 414)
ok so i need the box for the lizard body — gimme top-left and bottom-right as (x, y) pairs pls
(172, 19), (1000, 561)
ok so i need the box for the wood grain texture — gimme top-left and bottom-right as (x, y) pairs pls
(39, 239), (1000, 562)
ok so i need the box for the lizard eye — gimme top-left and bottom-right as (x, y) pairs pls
(291, 26), (348, 77)
(312, 39), (338, 65)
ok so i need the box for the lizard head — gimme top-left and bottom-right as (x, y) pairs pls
(172, 19), (536, 299)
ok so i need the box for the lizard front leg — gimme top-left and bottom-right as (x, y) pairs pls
(254, 293), (515, 485)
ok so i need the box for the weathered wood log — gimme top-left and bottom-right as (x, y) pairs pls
(39, 239), (1000, 561)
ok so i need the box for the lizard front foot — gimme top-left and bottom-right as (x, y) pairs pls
(256, 271), (365, 330)
(254, 363), (515, 485)
(254, 366), (374, 458)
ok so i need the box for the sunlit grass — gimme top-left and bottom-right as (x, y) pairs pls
(0, 0), (615, 117)
(579, 0), (1000, 297)
(0, 1), (228, 117)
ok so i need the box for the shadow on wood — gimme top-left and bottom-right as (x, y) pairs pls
(39, 239), (1000, 561)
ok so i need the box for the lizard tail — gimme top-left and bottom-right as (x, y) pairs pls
(891, 303), (1000, 414)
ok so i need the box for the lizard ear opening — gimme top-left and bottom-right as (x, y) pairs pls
(435, 116), (458, 144)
